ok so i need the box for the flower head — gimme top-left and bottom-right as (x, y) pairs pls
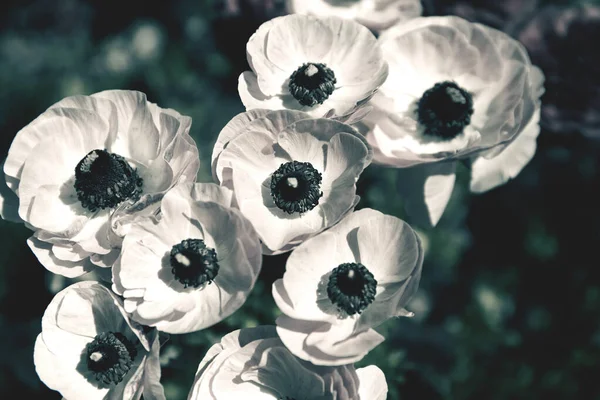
(33, 281), (165, 400)
(362, 16), (544, 226)
(212, 109), (372, 254)
(239, 14), (388, 118)
(188, 326), (388, 400)
(273, 208), (423, 366)
(112, 182), (262, 334)
(287, 0), (423, 33)
(518, 5), (600, 138)
(1, 90), (199, 277)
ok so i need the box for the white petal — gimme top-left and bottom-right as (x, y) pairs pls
(237, 344), (326, 398)
(470, 109), (540, 193)
(17, 111), (107, 224)
(276, 315), (384, 366)
(219, 128), (283, 181)
(142, 333), (167, 400)
(34, 334), (109, 400)
(356, 365), (388, 400)
(4, 105), (111, 185)
(246, 17), (295, 96)
(161, 182), (234, 219)
(266, 15), (334, 73)
(53, 285), (125, 338)
(396, 161), (457, 227)
(276, 129), (327, 172)
(275, 231), (339, 321)
(114, 230), (171, 291)
(138, 158), (174, 194)
(161, 128), (199, 186)
(356, 213), (422, 282)
(238, 71), (293, 111)
(322, 17), (385, 87)
(211, 109), (271, 183)
(322, 131), (371, 188)
(236, 196), (324, 253)
(28, 237), (94, 278)
(124, 98), (160, 164)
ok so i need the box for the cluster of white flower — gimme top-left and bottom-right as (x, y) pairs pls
(0, 1), (544, 398)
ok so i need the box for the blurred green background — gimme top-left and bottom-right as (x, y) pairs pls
(1, 0), (600, 399)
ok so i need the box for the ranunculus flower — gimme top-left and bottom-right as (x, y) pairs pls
(34, 281), (165, 400)
(287, 0), (422, 33)
(238, 14), (388, 118)
(1, 90), (199, 277)
(362, 16), (544, 226)
(112, 182), (262, 334)
(188, 326), (388, 399)
(423, 0), (538, 34)
(273, 208), (423, 366)
(212, 109), (372, 254)
(518, 5), (600, 138)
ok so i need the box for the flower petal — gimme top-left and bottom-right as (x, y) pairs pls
(276, 315), (384, 366)
(211, 109), (272, 183)
(470, 109), (540, 193)
(356, 365), (388, 400)
(27, 237), (94, 278)
(356, 213), (422, 282)
(396, 161), (457, 228)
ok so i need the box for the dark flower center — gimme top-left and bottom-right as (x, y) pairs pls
(170, 238), (220, 289)
(85, 332), (138, 386)
(288, 63), (337, 107)
(270, 161), (323, 214)
(74, 149), (143, 212)
(416, 81), (474, 139)
(327, 263), (377, 316)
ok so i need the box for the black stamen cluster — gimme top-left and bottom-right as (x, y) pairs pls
(85, 331), (138, 386)
(327, 263), (377, 316)
(416, 81), (474, 139)
(170, 238), (220, 289)
(270, 161), (323, 214)
(74, 149), (143, 212)
(288, 62), (337, 107)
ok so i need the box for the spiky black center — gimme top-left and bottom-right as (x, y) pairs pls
(416, 81), (474, 139)
(270, 161), (323, 214)
(85, 332), (138, 386)
(74, 149), (143, 212)
(170, 239), (220, 289)
(288, 63), (337, 107)
(327, 263), (377, 316)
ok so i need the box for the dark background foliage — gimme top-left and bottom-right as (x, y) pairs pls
(1, 0), (599, 398)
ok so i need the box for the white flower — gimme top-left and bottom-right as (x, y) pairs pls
(188, 326), (388, 400)
(239, 14), (388, 118)
(33, 281), (165, 400)
(287, 0), (423, 33)
(112, 182), (262, 334)
(1, 90), (200, 276)
(362, 16), (544, 226)
(273, 208), (423, 366)
(212, 109), (372, 254)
